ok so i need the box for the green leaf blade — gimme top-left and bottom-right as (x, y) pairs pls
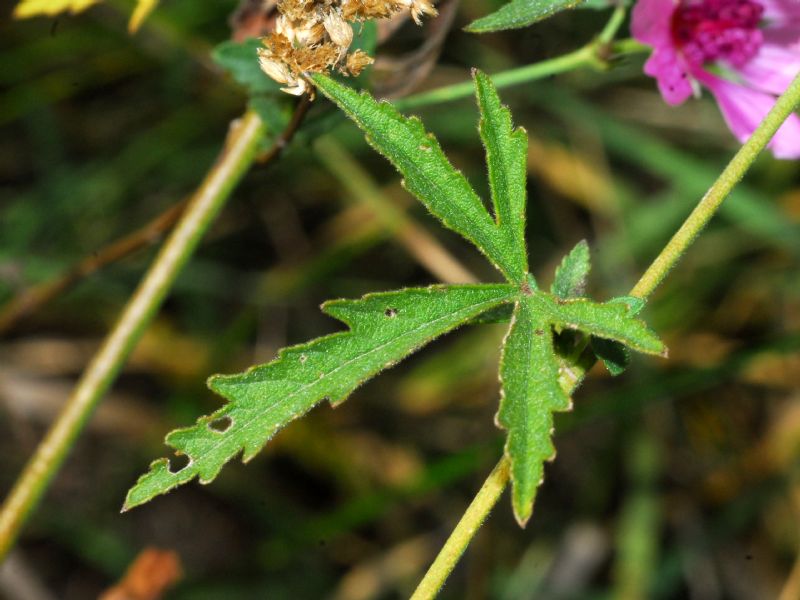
(311, 74), (520, 282)
(474, 70), (528, 282)
(124, 284), (515, 510)
(213, 39), (281, 95)
(466, 0), (586, 33)
(497, 296), (571, 526)
(551, 239), (590, 299)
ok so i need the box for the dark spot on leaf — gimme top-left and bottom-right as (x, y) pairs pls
(168, 454), (190, 473)
(384, 308), (398, 318)
(299, 354), (308, 364)
(535, 329), (544, 335)
(209, 416), (232, 433)
(521, 281), (532, 296)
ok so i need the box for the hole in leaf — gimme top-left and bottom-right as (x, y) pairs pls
(384, 308), (398, 318)
(209, 416), (232, 433)
(168, 454), (190, 473)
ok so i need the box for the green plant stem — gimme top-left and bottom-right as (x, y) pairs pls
(630, 70), (800, 299)
(395, 37), (646, 111)
(597, 5), (627, 45)
(410, 457), (511, 600)
(0, 110), (266, 563)
(410, 69), (800, 600)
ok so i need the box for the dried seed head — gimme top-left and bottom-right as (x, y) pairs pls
(346, 49), (373, 76)
(258, 0), (437, 95)
(323, 11), (353, 48)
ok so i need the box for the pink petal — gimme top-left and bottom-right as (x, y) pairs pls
(697, 71), (800, 159)
(738, 43), (800, 95)
(644, 46), (695, 105)
(763, 24), (800, 48)
(759, 0), (800, 22)
(631, 0), (677, 46)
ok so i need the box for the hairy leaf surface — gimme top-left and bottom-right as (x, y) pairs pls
(312, 74), (525, 282)
(466, 0), (586, 33)
(125, 285), (514, 510)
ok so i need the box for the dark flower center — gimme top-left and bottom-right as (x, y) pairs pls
(672, 0), (764, 67)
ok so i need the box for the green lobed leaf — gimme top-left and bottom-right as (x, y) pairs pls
(124, 284), (515, 510)
(311, 74), (526, 283)
(466, 0), (586, 33)
(498, 295), (570, 525)
(497, 289), (665, 523)
(474, 71), (528, 282)
(551, 239), (591, 299)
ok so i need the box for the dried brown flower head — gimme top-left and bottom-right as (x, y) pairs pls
(258, 0), (436, 95)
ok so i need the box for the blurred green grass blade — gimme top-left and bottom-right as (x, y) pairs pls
(537, 86), (800, 256)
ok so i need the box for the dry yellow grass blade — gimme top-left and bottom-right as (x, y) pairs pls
(129, 0), (159, 32)
(13, 0), (99, 18)
(13, 0), (160, 32)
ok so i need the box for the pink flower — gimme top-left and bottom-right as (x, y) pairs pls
(632, 0), (800, 158)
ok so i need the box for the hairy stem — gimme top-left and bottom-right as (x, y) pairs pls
(395, 38), (646, 111)
(410, 457), (511, 600)
(411, 69), (800, 599)
(0, 110), (266, 562)
(630, 70), (800, 299)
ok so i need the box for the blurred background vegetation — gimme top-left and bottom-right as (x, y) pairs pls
(2, 0), (800, 598)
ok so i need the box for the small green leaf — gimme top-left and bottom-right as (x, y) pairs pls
(498, 296), (571, 525)
(591, 337), (630, 376)
(125, 284), (514, 510)
(474, 70), (528, 282)
(551, 240), (590, 299)
(466, 0), (586, 33)
(311, 74), (524, 283)
(213, 38), (280, 96)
